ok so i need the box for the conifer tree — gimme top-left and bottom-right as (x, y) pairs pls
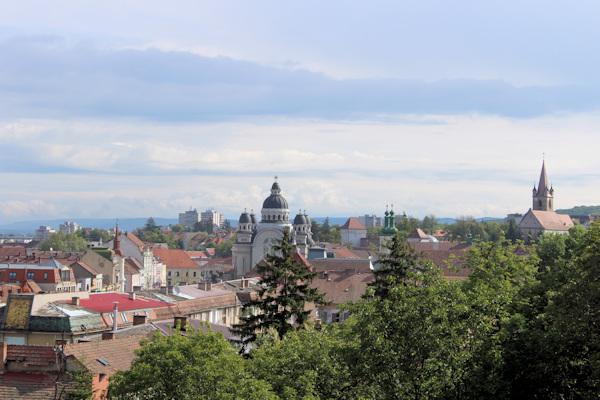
(231, 229), (326, 350)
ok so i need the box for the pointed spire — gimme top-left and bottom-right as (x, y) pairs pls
(537, 160), (549, 196)
(113, 222), (125, 257)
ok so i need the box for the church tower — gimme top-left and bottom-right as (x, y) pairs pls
(532, 160), (554, 211)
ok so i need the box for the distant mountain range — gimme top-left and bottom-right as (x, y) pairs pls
(0, 215), (507, 235)
(556, 205), (600, 216)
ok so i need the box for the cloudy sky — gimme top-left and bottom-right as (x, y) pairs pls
(1, 1), (599, 224)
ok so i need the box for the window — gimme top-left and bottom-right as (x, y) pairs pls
(9, 272), (16, 280)
(193, 271), (197, 277)
(44, 272), (48, 280)
(27, 272), (34, 280)
(61, 270), (71, 282)
(176, 271), (180, 277)
(168, 271), (171, 277)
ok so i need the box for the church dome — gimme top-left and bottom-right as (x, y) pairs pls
(250, 212), (258, 225)
(238, 212), (252, 224)
(262, 181), (289, 209)
(294, 213), (307, 225)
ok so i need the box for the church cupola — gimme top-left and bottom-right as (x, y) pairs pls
(261, 177), (290, 223)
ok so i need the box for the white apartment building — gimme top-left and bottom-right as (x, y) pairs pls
(34, 226), (56, 241)
(59, 221), (80, 234)
(179, 208), (200, 227)
(201, 209), (225, 227)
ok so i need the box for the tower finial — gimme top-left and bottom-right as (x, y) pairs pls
(274, 175), (278, 182)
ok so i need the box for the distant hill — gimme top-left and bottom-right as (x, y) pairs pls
(556, 205), (600, 216)
(0, 218), (179, 235)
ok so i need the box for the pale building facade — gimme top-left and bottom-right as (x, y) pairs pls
(232, 179), (315, 277)
(201, 209), (225, 227)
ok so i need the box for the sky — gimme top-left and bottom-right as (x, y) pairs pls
(1, 1), (600, 224)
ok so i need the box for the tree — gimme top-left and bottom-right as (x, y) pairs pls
(394, 212), (420, 238)
(143, 217), (159, 233)
(171, 223), (187, 233)
(108, 326), (277, 399)
(40, 232), (87, 252)
(88, 228), (112, 242)
(222, 219), (233, 233)
(61, 358), (96, 400)
(346, 244), (478, 399)
(420, 214), (441, 234)
(249, 325), (352, 399)
(368, 232), (423, 299)
(231, 229), (327, 349)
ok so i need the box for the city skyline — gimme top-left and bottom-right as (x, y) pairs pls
(1, 2), (599, 224)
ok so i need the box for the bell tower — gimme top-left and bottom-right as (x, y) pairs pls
(532, 160), (554, 211)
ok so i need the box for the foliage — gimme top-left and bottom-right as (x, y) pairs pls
(40, 232), (88, 252)
(367, 232), (423, 299)
(348, 246), (479, 399)
(108, 326), (277, 400)
(231, 229), (326, 349)
(193, 220), (214, 234)
(394, 212), (420, 238)
(214, 239), (234, 258)
(88, 228), (113, 242)
(222, 219), (233, 233)
(318, 218), (342, 243)
(556, 205), (600, 216)
(249, 325), (351, 399)
(445, 215), (488, 242)
(63, 358), (96, 400)
(420, 214), (441, 234)
(170, 223), (187, 233)
(143, 217), (159, 233)
(366, 226), (382, 238)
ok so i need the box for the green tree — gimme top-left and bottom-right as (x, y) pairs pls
(143, 217), (159, 233)
(171, 223), (187, 233)
(63, 358), (96, 400)
(368, 233), (423, 299)
(88, 228), (112, 242)
(222, 219), (233, 233)
(231, 229), (327, 349)
(40, 232), (87, 252)
(215, 239), (235, 258)
(249, 325), (351, 399)
(394, 212), (420, 238)
(108, 326), (277, 399)
(420, 214), (441, 234)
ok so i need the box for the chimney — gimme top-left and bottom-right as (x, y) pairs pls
(0, 342), (6, 373)
(55, 339), (68, 346)
(102, 332), (115, 341)
(174, 316), (187, 331)
(241, 279), (249, 288)
(71, 297), (80, 306)
(112, 302), (119, 333)
(198, 282), (212, 291)
(129, 292), (136, 301)
(133, 314), (147, 326)
(159, 286), (170, 295)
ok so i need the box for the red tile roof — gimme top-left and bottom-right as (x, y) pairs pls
(7, 345), (58, 367)
(153, 249), (201, 270)
(0, 372), (71, 399)
(340, 217), (366, 230)
(408, 228), (429, 239)
(63, 335), (146, 375)
(125, 233), (147, 249)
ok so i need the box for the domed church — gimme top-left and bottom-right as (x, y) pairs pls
(232, 178), (315, 277)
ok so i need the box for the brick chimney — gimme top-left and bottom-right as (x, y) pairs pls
(241, 279), (249, 288)
(102, 332), (115, 341)
(129, 292), (136, 301)
(0, 342), (7, 373)
(198, 282), (212, 291)
(174, 316), (187, 331)
(133, 314), (147, 326)
(71, 297), (80, 306)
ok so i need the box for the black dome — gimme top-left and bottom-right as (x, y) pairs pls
(250, 213), (258, 224)
(262, 180), (288, 209)
(294, 214), (307, 225)
(238, 212), (251, 224)
(263, 195), (289, 209)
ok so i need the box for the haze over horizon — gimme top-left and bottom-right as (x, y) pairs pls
(1, 1), (599, 225)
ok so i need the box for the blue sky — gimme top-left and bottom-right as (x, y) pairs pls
(1, 1), (599, 224)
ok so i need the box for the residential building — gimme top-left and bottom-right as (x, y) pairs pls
(153, 248), (202, 286)
(340, 217), (367, 247)
(69, 260), (103, 292)
(358, 214), (384, 228)
(0, 259), (77, 292)
(59, 221), (80, 234)
(179, 208), (200, 227)
(201, 208), (225, 227)
(34, 226), (55, 242)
